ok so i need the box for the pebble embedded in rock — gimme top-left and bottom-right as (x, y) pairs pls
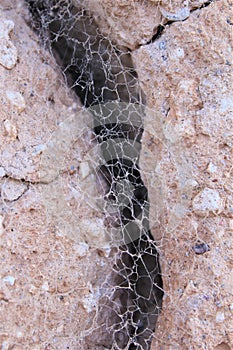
(74, 242), (89, 257)
(0, 19), (17, 69)
(3, 275), (15, 286)
(79, 161), (91, 179)
(193, 243), (210, 255)
(215, 312), (225, 323)
(207, 162), (217, 174)
(6, 91), (26, 112)
(192, 188), (224, 217)
(1, 178), (28, 201)
(3, 119), (18, 139)
(0, 215), (4, 236)
(0, 167), (6, 178)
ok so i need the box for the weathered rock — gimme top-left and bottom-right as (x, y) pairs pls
(1, 178), (28, 201)
(133, 1), (233, 349)
(6, 90), (26, 112)
(0, 1), (232, 350)
(0, 18), (17, 69)
(192, 188), (224, 217)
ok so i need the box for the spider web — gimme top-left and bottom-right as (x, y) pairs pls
(24, 1), (192, 349)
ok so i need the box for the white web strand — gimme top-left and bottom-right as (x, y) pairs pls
(25, 1), (163, 349)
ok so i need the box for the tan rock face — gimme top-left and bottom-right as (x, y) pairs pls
(133, 1), (233, 349)
(0, 0), (232, 350)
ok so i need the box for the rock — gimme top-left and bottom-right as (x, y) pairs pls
(3, 275), (15, 286)
(216, 312), (225, 323)
(74, 242), (89, 257)
(207, 162), (217, 174)
(6, 91), (26, 112)
(0, 166), (6, 178)
(79, 161), (91, 179)
(0, 1), (232, 350)
(192, 188), (224, 217)
(0, 215), (4, 236)
(1, 178), (28, 201)
(0, 17), (17, 69)
(160, 6), (190, 21)
(3, 119), (18, 139)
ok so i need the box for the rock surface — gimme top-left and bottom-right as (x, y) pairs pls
(0, 1), (232, 350)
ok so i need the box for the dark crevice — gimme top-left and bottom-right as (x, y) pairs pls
(146, 25), (165, 44)
(198, 0), (215, 9)
(24, 1), (163, 349)
(140, 0), (215, 46)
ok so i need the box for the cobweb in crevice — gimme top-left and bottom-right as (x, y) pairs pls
(25, 1), (164, 349)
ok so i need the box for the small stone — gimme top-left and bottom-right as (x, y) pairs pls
(0, 215), (4, 236)
(29, 284), (37, 294)
(82, 287), (100, 313)
(229, 220), (233, 230)
(79, 161), (90, 179)
(6, 91), (26, 112)
(74, 242), (89, 257)
(41, 281), (49, 291)
(32, 144), (46, 156)
(220, 97), (233, 113)
(193, 243), (210, 255)
(3, 275), (15, 286)
(0, 19), (17, 69)
(160, 7), (190, 21)
(1, 178), (28, 201)
(57, 324), (64, 333)
(192, 188), (224, 217)
(207, 162), (217, 174)
(216, 312), (225, 322)
(224, 133), (233, 148)
(2, 341), (11, 350)
(3, 119), (18, 139)
(0, 166), (6, 177)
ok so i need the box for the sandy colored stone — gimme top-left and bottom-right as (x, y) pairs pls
(3, 119), (18, 139)
(0, 17), (17, 69)
(86, 0), (210, 49)
(192, 187), (224, 216)
(6, 90), (26, 112)
(0, 1), (232, 350)
(133, 1), (233, 349)
(1, 178), (28, 201)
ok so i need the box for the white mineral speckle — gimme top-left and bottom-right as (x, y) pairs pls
(229, 220), (233, 230)
(174, 47), (185, 59)
(79, 161), (90, 179)
(82, 286), (101, 313)
(41, 281), (49, 291)
(3, 275), (15, 286)
(216, 312), (225, 322)
(0, 215), (4, 236)
(74, 242), (89, 257)
(2, 341), (11, 350)
(220, 97), (233, 113)
(192, 188), (224, 217)
(0, 19), (17, 69)
(80, 218), (110, 248)
(6, 91), (26, 112)
(3, 119), (18, 139)
(32, 144), (46, 156)
(207, 162), (217, 174)
(0, 166), (6, 177)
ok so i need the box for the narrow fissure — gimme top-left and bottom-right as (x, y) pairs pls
(25, 1), (163, 349)
(141, 0), (215, 46)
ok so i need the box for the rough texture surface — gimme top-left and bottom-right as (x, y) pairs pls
(0, 0), (232, 349)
